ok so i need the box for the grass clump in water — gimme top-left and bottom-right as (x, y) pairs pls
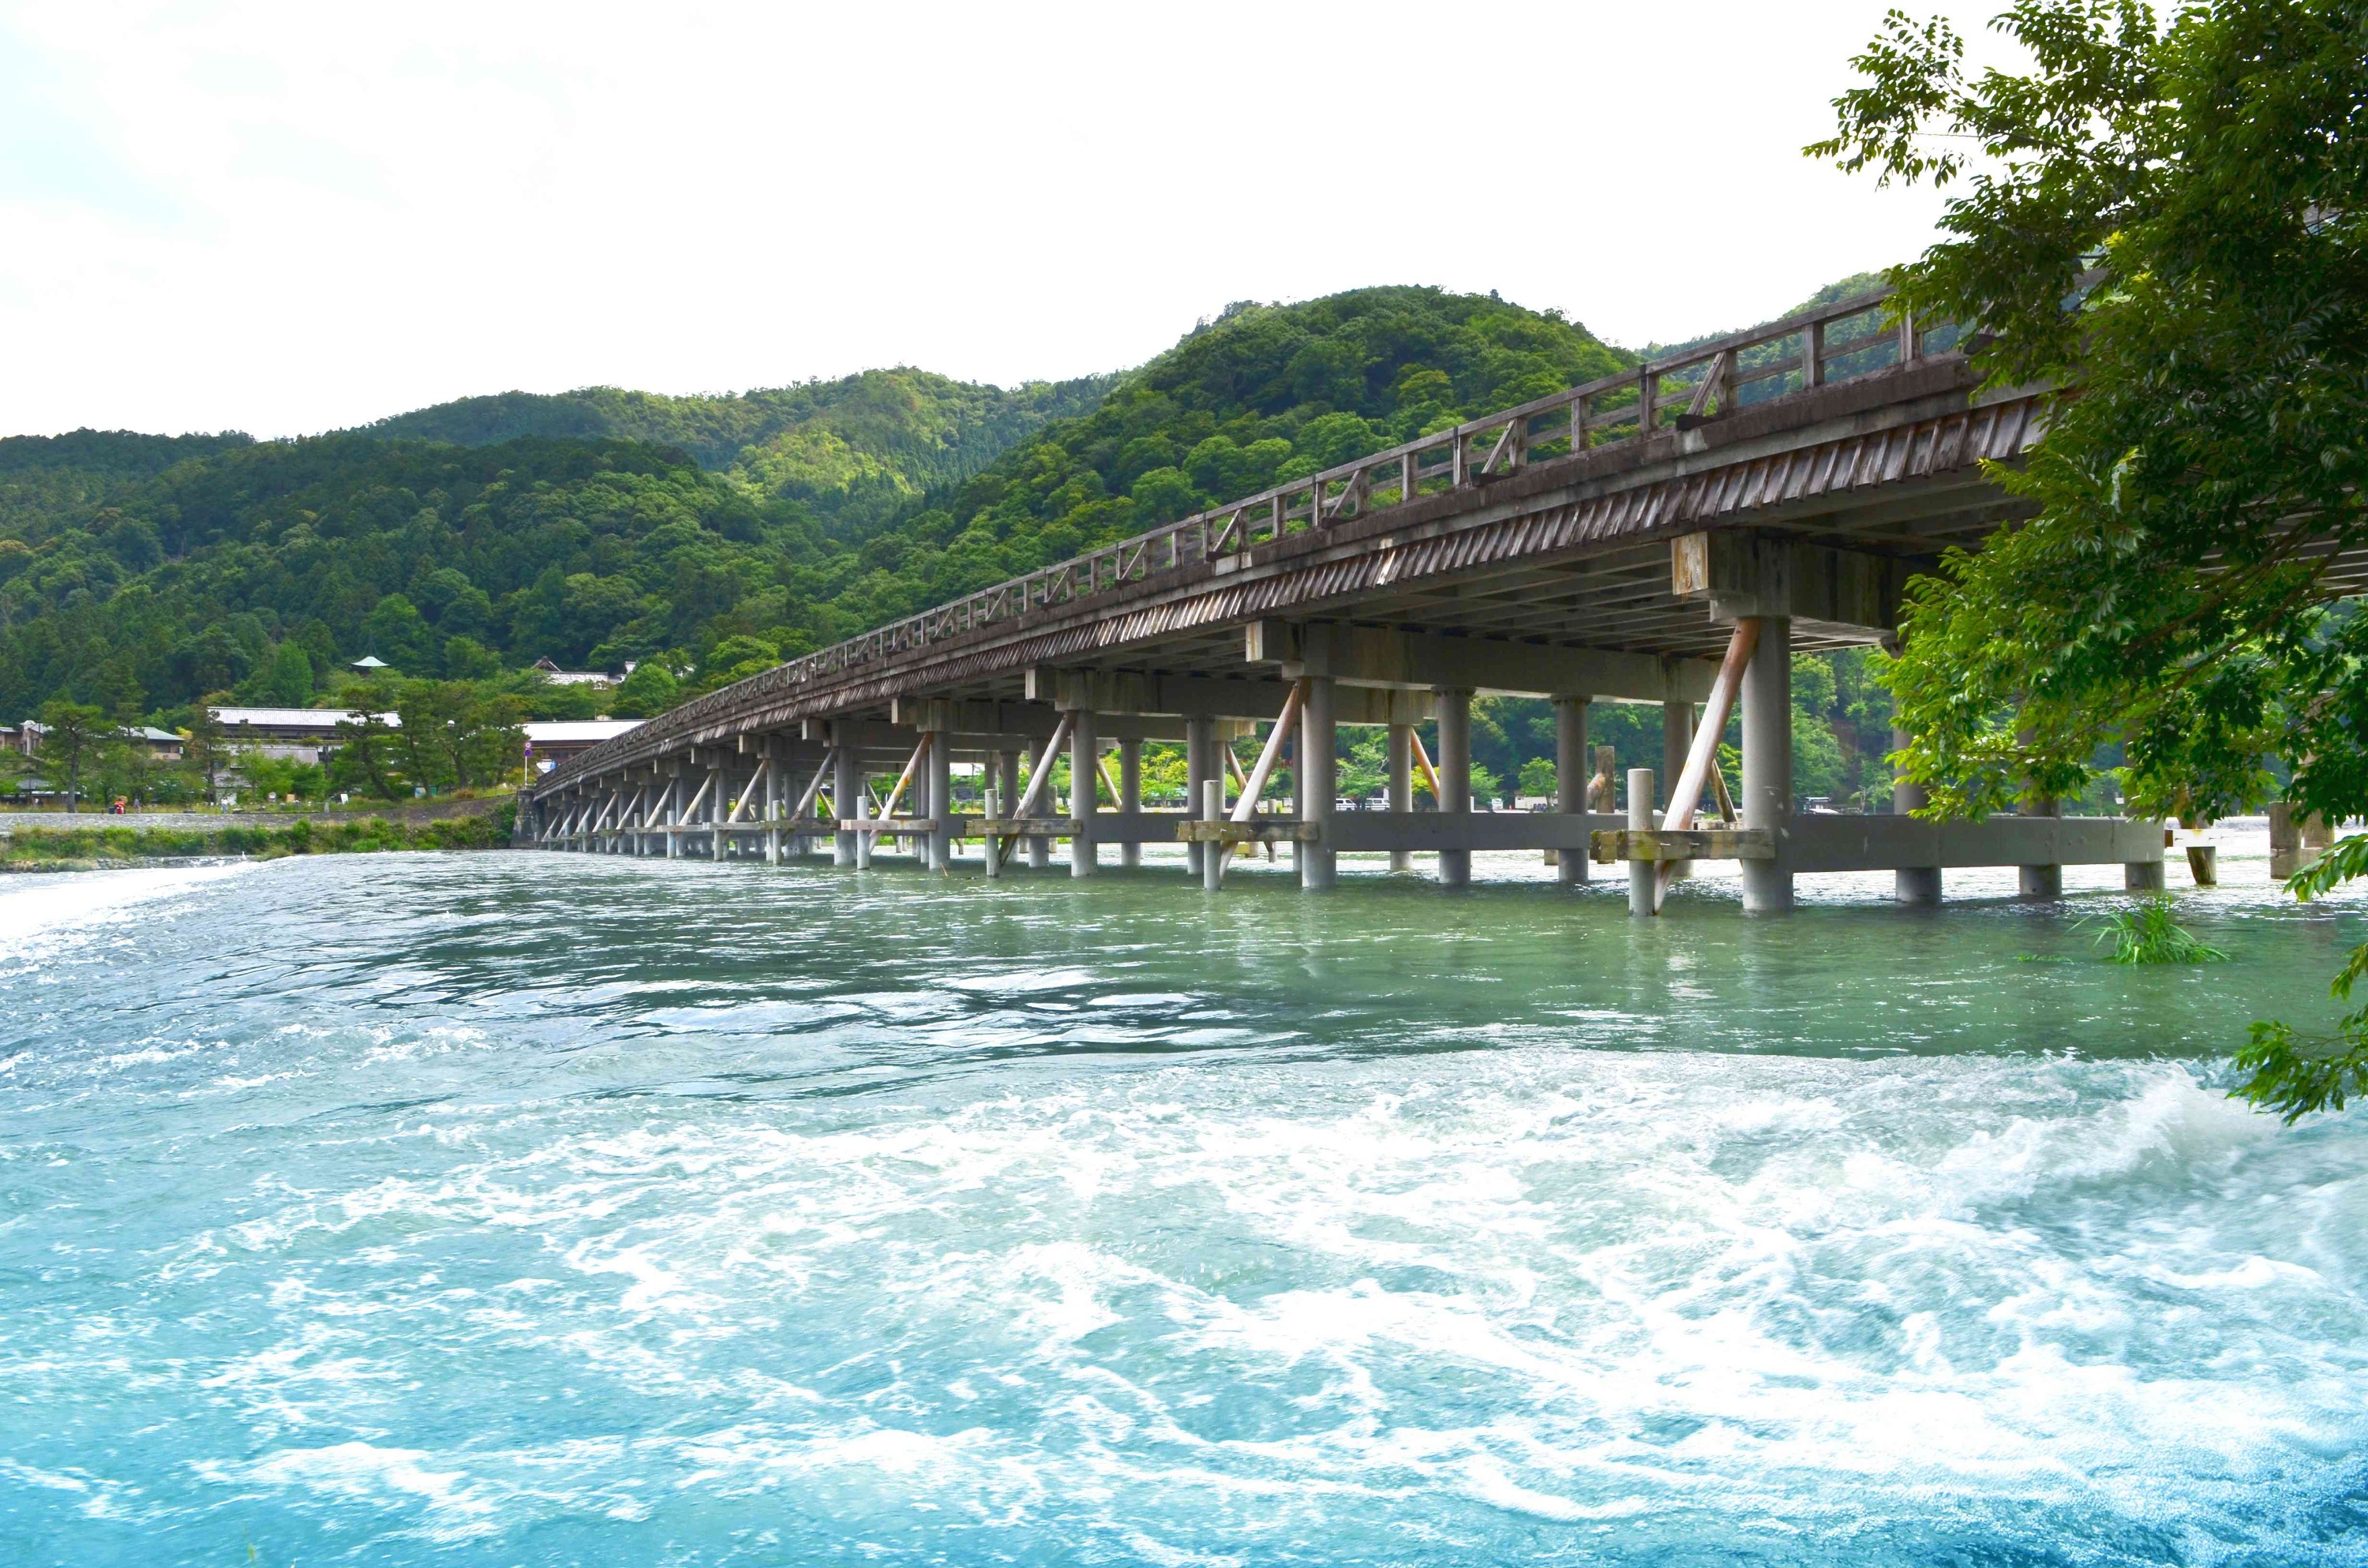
(2081, 893), (2227, 965)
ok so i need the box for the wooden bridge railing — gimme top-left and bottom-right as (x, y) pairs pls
(541, 286), (1950, 790)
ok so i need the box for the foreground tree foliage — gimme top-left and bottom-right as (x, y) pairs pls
(1813, 0), (2367, 1118)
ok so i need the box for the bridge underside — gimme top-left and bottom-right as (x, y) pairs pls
(523, 330), (2355, 911)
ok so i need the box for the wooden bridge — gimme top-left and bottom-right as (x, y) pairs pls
(519, 286), (2177, 911)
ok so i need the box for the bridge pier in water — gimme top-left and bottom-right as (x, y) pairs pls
(524, 283), (2219, 911)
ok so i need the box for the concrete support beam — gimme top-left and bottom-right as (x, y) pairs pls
(890, 698), (1198, 745)
(1672, 530), (1920, 642)
(1740, 616), (1793, 913)
(1554, 696), (1589, 885)
(1184, 717), (1216, 879)
(1118, 739), (1143, 869)
(1070, 708), (1098, 878)
(1025, 742), (1051, 870)
(926, 729), (951, 872)
(1028, 666), (1426, 726)
(1779, 814), (2166, 873)
(1891, 724), (1940, 904)
(1250, 620), (1715, 705)
(1388, 723), (1414, 874)
(1328, 813), (1622, 853)
(1628, 768), (1656, 916)
(1301, 676), (1336, 889)
(832, 732), (859, 867)
(709, 764), (725, 862)
(1436, 687), (1473, 887)
(2019, 789), (2064, 899)
(763, 739), (783, 866)
(1662, 697), (1695, 881)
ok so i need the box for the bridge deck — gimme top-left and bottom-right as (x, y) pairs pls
(518, 287), (2339, 911)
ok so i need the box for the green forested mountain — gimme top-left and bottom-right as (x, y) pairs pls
(0, 286), (1635, 725)
(0, 433), (795, 723)
(1, 429), (254, 545)
(818, 287), (1634, 635)
(0, 281), (1901, 805)
(356, 369), (1111, 533)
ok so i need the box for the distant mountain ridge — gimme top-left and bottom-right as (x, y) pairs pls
(354, 369), (1115, 534)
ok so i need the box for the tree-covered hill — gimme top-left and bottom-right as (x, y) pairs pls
(0, 286), (1642, 728)
(0, 428), (254, 544)
(0, 435), (757, 720)
(815, 286), (1635, 635)
(355, 369), (1113, 534)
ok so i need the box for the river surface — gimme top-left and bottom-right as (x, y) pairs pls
(5, 845), (2366, 1565)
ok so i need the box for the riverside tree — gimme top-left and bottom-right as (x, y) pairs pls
(36, 699), (105, 811)
(1812, 0), (2368, 1117)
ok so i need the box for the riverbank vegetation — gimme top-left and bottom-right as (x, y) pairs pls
(0, 806), (515, 869)
(1817, 0), (2366, 1117)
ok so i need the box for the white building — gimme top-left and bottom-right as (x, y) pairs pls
(209, 706), (398, 764)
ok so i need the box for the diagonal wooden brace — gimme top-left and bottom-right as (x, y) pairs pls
(1654, 618), (1759, 913)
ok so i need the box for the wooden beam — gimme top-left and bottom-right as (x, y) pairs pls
(1216, 679), (1306, 878)
(789, 747), (837, 823)
(1597, 827), (1778, 863)
(876, 733), (931, 824)
(1411, 728), (1443, 803)
(725, 758), (770, 824)
(996, 710), (1076, 868)
(1654, 619), (1759, 911)
(1180, 821), (1321, 844)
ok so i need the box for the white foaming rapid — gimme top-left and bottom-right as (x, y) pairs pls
(147, 1047), (2363, 1559)
(0, 861), (253, 957)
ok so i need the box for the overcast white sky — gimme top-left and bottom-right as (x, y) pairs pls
(0, 1), (2012, 440)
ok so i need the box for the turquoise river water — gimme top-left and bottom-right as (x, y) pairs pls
(3, 844), (2366, 1565)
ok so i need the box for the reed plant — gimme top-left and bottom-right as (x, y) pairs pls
(2081, 893), (2227, 966)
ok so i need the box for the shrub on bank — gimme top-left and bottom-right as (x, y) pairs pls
(0, 803), (515, 865)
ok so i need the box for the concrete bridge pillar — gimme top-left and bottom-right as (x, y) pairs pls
(993, 750), (1022, 870)
(1118, 739), (1143, 870)
(1388, 723), (1414, 873)
(1662, 698), (1696, 882)
(1554, 696), (1589, 885)
(1892, 724), (1941, 904)
(1025, 739), (1051, 870)
(1628, 768), (1657, 916)
(665, 767), (682, 860)
(709, 759), (725, 861)
(1184, 718), (1216, 880)
(926, 729), (951, 873)
(833, 732), (859, 867)
(2018, 792), (2064, 899)
(1740, 616), (1793, 914)
(1301, 675), (1337, 889)
(764, 741), (782, 866)
(1435, 687), (1473, 888)
(1070, 708), (1098, 878)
